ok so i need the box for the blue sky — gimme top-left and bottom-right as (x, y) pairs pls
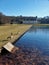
(0, 0), (49, 17)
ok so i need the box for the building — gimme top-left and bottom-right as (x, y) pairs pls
(0, 13), (38, 24)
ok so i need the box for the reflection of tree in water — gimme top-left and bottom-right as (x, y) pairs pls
(0, 47), (49, 65)
(29, 26), (49, 33)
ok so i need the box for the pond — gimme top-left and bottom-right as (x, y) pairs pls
(14, 26), (49, 65)
(15, 26), (49, 56)
(1, 26), (49, 65)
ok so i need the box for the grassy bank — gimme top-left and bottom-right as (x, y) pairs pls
(32, 24), (49, 26)
(0, 24), (49, 49)
(0, 24), (32, 48)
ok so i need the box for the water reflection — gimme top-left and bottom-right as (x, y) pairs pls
(15, 27), (49, 65)
(1, 26), (48, 65)
(15, 26), (49, 56)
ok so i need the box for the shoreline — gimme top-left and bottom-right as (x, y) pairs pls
(0, 25), (32, 53)
(0, 24), (32, 49)
(0, 24), (49, 49)
(12, 25), (32, 45)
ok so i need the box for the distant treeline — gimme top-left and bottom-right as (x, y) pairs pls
(38, 17), (49, 24)
(0, 12), (37, 24)
(0, 13), (23, 24)
(0, 12), (49, 24)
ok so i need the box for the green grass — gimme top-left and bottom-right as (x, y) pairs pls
(0, 24), (32, 48)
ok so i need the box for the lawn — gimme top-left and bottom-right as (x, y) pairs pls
(0, 24), (32, 48)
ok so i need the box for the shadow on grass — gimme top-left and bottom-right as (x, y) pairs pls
(0, 39), (8, 42)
